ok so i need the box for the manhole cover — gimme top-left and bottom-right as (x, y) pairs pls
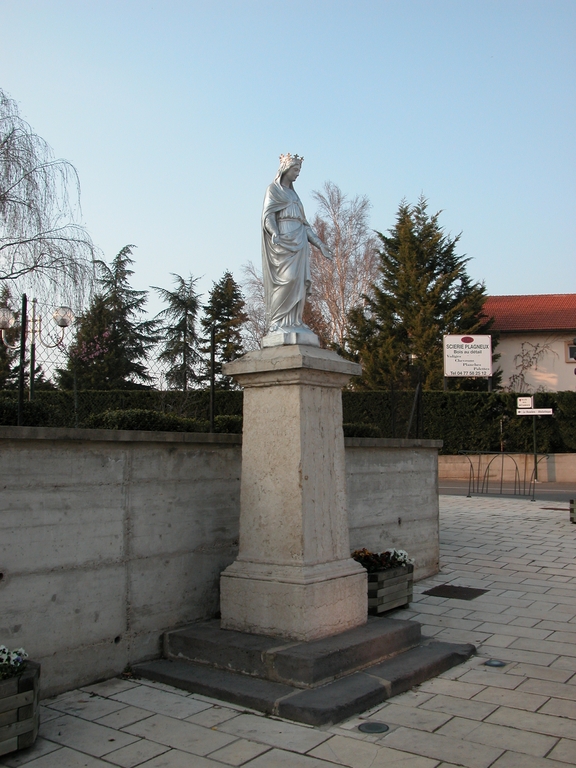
(422, 585), (488, 600)
(358, 722), (389, 734)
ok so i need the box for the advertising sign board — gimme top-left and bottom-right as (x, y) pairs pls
(443, 335), (492, 377)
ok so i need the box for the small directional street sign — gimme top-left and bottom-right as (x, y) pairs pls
(517, 396), (533, 409)
(515, 398), (554, 485)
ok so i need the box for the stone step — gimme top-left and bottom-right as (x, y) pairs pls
(162, 617), (422, 688)
(135, 639), (474, 726)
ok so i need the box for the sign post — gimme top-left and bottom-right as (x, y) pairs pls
(516, 397), (554, 483)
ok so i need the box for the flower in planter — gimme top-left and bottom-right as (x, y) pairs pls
(351, 548), (413, 573)
(0, 645), (28, 680)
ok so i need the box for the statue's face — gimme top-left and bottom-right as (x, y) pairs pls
(283, 163), (301, 183)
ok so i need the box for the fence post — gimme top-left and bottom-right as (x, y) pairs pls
(29, 298), (36, 401)
(17, 294), (27, 426)
(209, 323), (215, 433)
(533, 414), (538, 482)
(405, 382), (421, 440)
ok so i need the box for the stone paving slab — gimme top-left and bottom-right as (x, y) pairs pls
(102, 739), (169, 768)
(309, 734), (440, 767)
(122, 713), (238, 755)
(39, 714), (140, 757)
(2, 495), (576, 768)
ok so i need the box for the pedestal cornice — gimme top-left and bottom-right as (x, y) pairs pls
(223, 345), (361, 387)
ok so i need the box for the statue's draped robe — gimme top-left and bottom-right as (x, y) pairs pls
(261, 181), (313, 332)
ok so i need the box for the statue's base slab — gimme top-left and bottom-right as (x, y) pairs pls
(262, 329), (320, 347)
(134, 618), (475, 726)
(220, 559), (367, 642)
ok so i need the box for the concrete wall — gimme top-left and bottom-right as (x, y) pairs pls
(0, 427), (440, 696)
(439, 452), (576, 483)
(346, 438), (441, 581)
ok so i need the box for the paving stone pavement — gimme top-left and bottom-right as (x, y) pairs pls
(2, 495), (575, 768)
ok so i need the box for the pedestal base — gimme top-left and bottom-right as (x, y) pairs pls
(262, 328), (320, 347)
(221, 560), (367, 641)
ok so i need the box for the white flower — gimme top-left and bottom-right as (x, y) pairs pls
(0, 645), (28, 677)
(385, 548), (414, 566)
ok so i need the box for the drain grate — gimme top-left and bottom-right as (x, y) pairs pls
(422, 584), (488, 600)
(358, 722), (389, 734)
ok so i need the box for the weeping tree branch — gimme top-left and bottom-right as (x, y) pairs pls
(0, 88), (96, 306)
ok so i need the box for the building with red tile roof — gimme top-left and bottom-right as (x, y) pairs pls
(484, 294), (576, 334)
(483, 294), (576, 392)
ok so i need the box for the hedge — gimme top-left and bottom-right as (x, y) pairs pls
(342, 390), (576, 454)
(1, 389), (574, 454)
(0, 389), (243, 429)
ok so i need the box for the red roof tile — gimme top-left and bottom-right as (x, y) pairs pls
(483, 294), (576, 333)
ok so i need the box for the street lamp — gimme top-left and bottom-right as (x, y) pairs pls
(0, 294), (75, 425)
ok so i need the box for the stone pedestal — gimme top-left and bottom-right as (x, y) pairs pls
(220, 345), (367, 641)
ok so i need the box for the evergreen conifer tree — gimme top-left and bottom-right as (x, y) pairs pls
(153, 274), (202, 390)
(345, 197), (494, 390)
(200, 271), (247, 388)
(58, 245), (157, 389)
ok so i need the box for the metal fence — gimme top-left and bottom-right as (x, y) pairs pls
(0, 297), (231, 427)
(458, 451), (550, 501)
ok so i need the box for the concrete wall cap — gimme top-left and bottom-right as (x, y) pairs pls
(344, 437), (443, 449)
(0, 427), (441, 449)
(0, 425), (242, 444)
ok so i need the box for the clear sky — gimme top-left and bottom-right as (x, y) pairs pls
(2, 0), (574, 315)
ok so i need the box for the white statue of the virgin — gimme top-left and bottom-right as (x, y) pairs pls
(261, 154), (332, 347)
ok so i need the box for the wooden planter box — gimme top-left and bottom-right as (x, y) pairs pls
(367, 564), (414, 615)
(0, 662), (40, 757)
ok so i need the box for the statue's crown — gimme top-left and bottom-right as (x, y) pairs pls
(279, 153), (303, 166)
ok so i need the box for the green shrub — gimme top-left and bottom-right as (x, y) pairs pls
(84, 409), (210, 433)
(0, 397), (60, 427)
(343, 423), (382, 438)
(213, 414), (243, 433)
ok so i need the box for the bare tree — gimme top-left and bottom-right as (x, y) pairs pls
(309, 182), (378, 347)
(240, 260), (266, 350)
(505, 340), (558, 393)
(0, 88), (96, 304)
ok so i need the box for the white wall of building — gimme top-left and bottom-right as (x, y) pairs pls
(496, 333), (576, 392)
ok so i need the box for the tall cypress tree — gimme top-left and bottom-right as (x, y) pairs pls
(58, 245), (157, 389)
(200, 271), (247, 388)
(153, 274), (202, 390)
(345, 197), (494, 390)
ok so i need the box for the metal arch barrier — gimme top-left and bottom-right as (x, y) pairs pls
(459, 451), (550, 502)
